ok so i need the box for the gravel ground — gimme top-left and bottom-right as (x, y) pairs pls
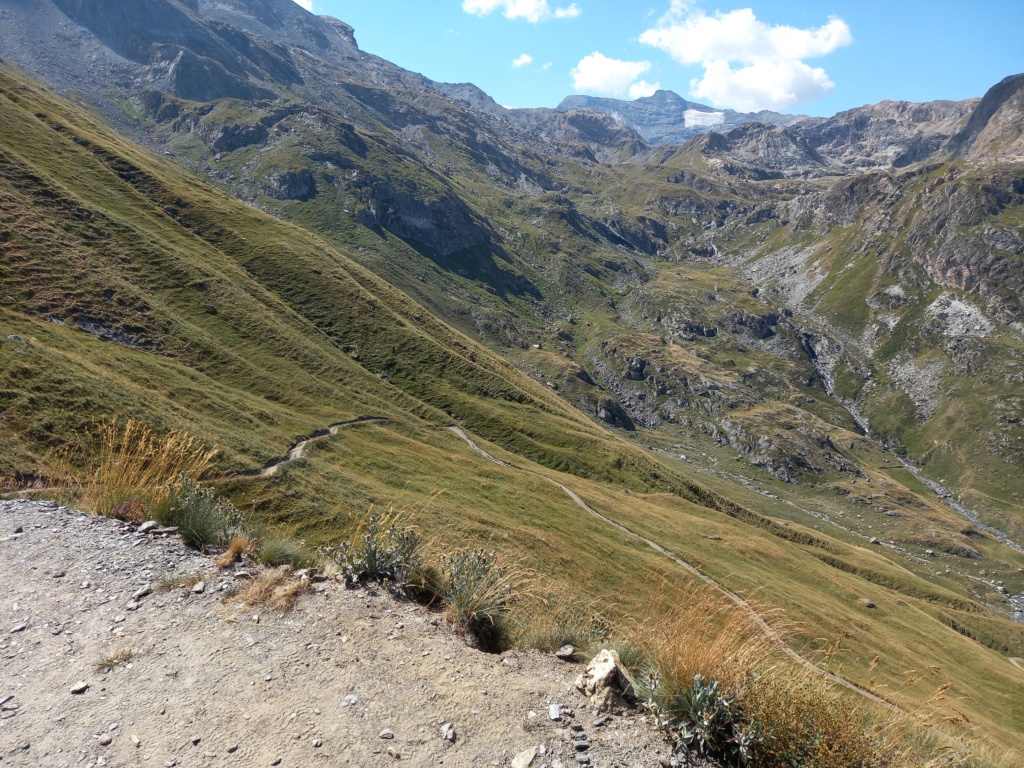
(0, 499), (678, 768)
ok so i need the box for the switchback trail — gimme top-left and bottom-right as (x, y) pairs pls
(225, 417), (388, 479)
(446, 426), (896, 709)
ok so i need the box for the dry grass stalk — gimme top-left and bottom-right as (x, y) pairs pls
(93, 647), (135, 672)
(632, 583), (781, 696)
(235, 568), (309, 612)
(54, 419), (216, 516)
(216, 535), (252, 569)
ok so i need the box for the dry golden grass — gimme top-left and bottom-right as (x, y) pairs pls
(623, 586), (1011, 768)
(216, 535), (252, 569)
(631, 584), (781, 696)
(52, 419), (216, 516)
(235, 568), (309, 612)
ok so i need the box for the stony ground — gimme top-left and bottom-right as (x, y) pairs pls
(0, 499), (678, 768)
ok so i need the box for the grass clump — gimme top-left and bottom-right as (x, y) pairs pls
(152, 476), (242, 549)
(512, 589), (610, 656)
(253, 534), (309, 568)
(235, 568), (309, 612)
(318, 506), (422, 588)
(436, 548), (529, 651)
(629, 586), (967, 768)
(56, 419), (215, 517)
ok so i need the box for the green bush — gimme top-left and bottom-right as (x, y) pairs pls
(153, 476), (242, 549)
(318, 511), (421, 588)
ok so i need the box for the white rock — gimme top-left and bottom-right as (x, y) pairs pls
(511, 746), (539, 768)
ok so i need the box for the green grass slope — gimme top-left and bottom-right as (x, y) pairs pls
(2, 65), (1024, 752)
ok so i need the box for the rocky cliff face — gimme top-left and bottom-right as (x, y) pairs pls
(557, 89), (803, 145)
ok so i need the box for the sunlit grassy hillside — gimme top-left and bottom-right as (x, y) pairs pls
(2, 64), (1023, 753)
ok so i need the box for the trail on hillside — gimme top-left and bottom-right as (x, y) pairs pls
(445, 426), (896, 709)
(227, 417), (388, 479)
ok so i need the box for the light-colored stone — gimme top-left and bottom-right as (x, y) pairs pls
(511, 746), (539, 768)
(574, 649), (636, 714)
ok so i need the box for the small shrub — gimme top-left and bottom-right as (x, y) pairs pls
(318, 507), (421, 588)
(254, 535), (308, 568)
(652, 674), (760, 764)
(154, 476), (243, 549)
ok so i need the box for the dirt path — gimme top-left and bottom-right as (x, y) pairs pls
(0, 499), (672, 768)
(230, 417), (387, 479)
(446, 427), (896, 709)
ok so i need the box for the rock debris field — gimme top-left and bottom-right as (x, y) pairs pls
(0, 499), (676, 768)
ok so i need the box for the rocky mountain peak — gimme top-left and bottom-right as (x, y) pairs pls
(950, 72), (1024, 161)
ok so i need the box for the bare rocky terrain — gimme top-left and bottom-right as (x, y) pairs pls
(0, 499), (675, 768)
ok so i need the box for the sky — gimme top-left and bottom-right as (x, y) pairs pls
(293, 1), (1024, 117)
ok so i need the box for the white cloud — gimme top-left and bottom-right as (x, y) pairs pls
(639, 4), (852, 111)
(628, 79), (661, 99)
(462, 0), (581, 23)
(512, 53), (534, 68)
(571, 52), (653, 98)
(292, 0), (313, 11)
(542, 61), (553, 71)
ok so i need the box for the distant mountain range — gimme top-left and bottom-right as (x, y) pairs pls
(556, 89), (805, 145)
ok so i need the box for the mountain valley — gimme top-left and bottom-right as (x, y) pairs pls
(1, 0), (1023, 760)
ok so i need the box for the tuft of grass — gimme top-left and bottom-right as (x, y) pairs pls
(54, 419), (216, 517)
(512, 588), (610, 655)
(93, 647), (135, 672)
(216, 535), (252, 569)
(152, 476), (243, 549)
(436, 548), (531, 652)
(253, 534), (308, 568)
(235, 568), (309, 612)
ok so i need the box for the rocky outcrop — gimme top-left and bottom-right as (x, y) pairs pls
(557, 90), (802, 146)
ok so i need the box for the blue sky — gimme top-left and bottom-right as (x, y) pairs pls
(296, 1), (1024, 117)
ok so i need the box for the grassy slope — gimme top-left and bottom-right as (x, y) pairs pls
(2, 66), (1024, 750)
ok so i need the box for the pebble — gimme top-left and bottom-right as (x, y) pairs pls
(549, 703), (562, 721)
(98, 734), (112, 746)
(191, 581), (205, 594)
(137, 521), (158, 534)
(10, 623), (27, 633)
(271, 759), (281, 766)
(227, 744), (239, 753)
(312, 738), (322, 747)
(342, 694), (358, 706)
(386, 746), (400, 759)
(440, 722), (456, 742)
(131, 734), (141, 748)
(379, 728), (394, 740)
(555, 644), (575, 659)
(70, 681), (89, 694)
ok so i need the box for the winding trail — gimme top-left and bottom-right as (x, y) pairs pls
(446, 426), (896, 709)
(226, 416), (388, 479)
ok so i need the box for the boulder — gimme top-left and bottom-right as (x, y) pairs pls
(574, 649), (636, 714)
